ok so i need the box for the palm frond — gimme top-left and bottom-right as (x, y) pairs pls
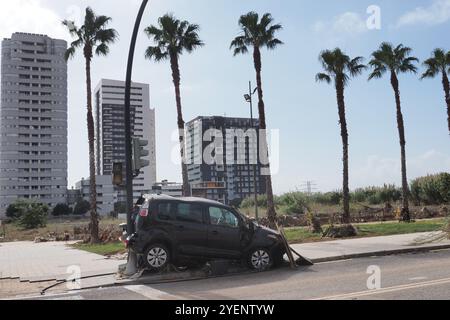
(95, 28), (118, 45)
(232, 11), (283, 54)
(233, 46), (249, 56)
(316, 73), (331, 84)
(144, 25), (163, 41)
(266, 38), (283, 50)
(144, 13), (202, 60)
(95, 43), (109, 56)
(421, 48), (450, 79)
(317, 48), (364, 86)
(145, 46), (169, 62)
(62, 20), (79, 36)
(64, 46), (77, 61)
(94, 15), (112, 30)
(369, 42), (418, 77)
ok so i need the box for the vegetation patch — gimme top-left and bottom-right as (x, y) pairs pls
(71, 242), (126, 256)
(284, 219), (446, 244)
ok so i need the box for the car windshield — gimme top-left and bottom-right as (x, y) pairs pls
(233, 209), (250, 223)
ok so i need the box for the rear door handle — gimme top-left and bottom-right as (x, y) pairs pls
(177, 225), (185, 231)
(211, 230), (219, 235)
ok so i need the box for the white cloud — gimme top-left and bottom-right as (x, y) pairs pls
(353, 150), (450, 188)
(396, 0), (450, 27)
(0, 0), (68, 41)
(313, 12), (368, 37)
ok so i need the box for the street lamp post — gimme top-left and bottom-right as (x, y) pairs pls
(244, 81), (259, 221)
(124, 0), (148, 275)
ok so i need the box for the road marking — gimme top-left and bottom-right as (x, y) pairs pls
(124, 285), (184, 300)
(408, 277), (428, 281)
(313, 276), (450, 300)
(49, 295), (84, 300)
(315, 259), (353, 265)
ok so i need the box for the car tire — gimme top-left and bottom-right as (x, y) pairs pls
(247, 247), (273, 271)
(144, 243), (170, 270)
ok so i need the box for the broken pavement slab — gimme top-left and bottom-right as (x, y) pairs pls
(0, 241), (126, 283)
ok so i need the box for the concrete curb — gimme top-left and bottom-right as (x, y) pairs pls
(309, 244), (450, 264)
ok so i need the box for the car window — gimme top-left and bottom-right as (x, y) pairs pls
(209, 207), (240, 228)
(175, 203), (204, 224)
(157, 202), (173, 221)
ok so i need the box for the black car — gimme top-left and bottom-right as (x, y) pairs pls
(123, 195), (286, 271)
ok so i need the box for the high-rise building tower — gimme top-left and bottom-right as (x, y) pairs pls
(185, 116), (266, 205)
(94, 79), (156, 202)
(0, 33), (68, 216)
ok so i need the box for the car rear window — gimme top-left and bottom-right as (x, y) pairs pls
(175, 203), (204, 224)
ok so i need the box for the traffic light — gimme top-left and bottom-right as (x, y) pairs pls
(132, 137), (150, 172)
(112, 163), (123, 186)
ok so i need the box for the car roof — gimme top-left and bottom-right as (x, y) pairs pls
(142, 194), (227, 207)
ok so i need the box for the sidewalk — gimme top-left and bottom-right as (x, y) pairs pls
(0, 241), (126, 282)
(291, 231), (450, 263)
(2, 231), (450, 296)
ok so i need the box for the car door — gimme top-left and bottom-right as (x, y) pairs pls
(173, 202), (208, 256)
(206, 206), (242, 259)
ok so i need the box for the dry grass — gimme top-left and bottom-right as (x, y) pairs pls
(0, 217), (125, 242)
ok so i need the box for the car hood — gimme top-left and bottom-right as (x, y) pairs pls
(254, 223), (281, 236)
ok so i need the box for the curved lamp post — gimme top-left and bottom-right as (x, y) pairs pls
(244, 81), (259, 221)
(124, 0), (148, 275)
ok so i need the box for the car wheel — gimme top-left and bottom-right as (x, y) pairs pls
(248, 248), (273, 271)
(144, 244), (170, 270)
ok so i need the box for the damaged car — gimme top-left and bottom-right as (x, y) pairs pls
(121, 195), (286, 271)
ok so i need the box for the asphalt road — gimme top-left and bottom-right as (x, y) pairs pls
(24, 249), (450, 300)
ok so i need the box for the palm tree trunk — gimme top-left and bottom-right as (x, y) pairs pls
(170, 54), (190, 196)
(84, 51), (99, 243)
(442, 71), (450, 134)
(390, 72), (410, 222)
(335, 78), (351, 224)
(253, 46), (277, 226)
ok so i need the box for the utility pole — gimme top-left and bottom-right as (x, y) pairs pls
(245, 81), (259, 220)
(124, 0), (148, 276)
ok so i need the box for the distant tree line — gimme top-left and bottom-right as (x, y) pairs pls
(240, 173), (450, 214)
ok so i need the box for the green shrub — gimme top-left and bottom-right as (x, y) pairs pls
(6, 200), (30, 220)
(411, 173), (450, 205)
(52, 203), (72, 216)
(6, 200), (49, 229)
(73, 200), (91, 215)
(350, 185), (401, 205)
(240, 194), (280, 209)
(311, 191), (342, 206)
(278, 192), (310, 215)
(18, 203), (48, 229)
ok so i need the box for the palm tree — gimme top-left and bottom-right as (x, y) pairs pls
(368, 43), (419, 222)
(230, 12), (283, 226)
(316, 49), (366, 224)
(144, 14), (203, 196)
(63, 8), (118, 243)
(421, 48), (450, 134)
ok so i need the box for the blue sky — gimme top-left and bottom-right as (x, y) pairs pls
(1, 0), (449, 194)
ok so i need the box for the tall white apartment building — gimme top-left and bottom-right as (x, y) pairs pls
(0, 33), (68, 216)
(94, 79), (156, 202)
